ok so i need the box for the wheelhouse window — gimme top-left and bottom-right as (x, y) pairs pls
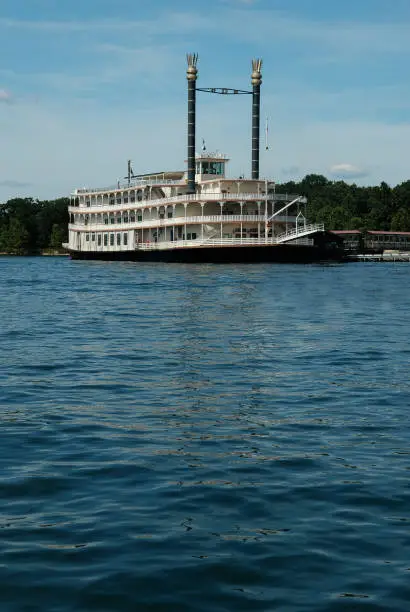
(200, 161), (224, 175)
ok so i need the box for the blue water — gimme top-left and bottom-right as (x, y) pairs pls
(1, 257), (410, 611)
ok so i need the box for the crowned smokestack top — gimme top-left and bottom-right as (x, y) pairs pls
(186, 53), (198, 194)
(251, 58), (262, 180)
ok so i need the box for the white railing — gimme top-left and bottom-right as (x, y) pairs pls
(136, 237), (276, 251)
(276, 223), (324, 243)
(135, 233), (319, 251)
(70, 192), (279, 213)
(68, 214), (298, 232)
(75, 179), (183, 194)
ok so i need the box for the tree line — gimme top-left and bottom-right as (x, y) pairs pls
(1, 175), (410, 253)
(277, 174), (410, 232)
(0, 197), (68, 254)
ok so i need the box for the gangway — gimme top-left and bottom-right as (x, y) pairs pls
(275, 223), (324, 243)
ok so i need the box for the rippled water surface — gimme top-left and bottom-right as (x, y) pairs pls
(1, 256), (410, 611)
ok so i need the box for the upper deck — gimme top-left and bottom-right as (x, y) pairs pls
(73, 152), (237, 198)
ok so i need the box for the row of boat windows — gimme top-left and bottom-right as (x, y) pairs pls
(85, 233), (129, 246)
(369, 236), (410, 242)
(76, 193), (151, 206)
(78, 213), (174, 224)
(345, 236), (410, 243)
(79, 228), (271, 245)
(73, 210), (269, 224)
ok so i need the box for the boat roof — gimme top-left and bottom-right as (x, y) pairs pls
(133, 170), (184, 180)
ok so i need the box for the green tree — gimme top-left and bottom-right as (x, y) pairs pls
(3, 218), (30, 254)
(49, 224), (65, 249)
(391, 208), (410, 231)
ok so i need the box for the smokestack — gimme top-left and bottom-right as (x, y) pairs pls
(251, 59), (262, 180)
(186, 53), (198, 194)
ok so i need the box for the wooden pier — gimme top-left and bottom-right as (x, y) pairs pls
(348, 252), (410, 262)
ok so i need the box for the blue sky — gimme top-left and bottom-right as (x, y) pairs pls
(1, 0), (410, 199)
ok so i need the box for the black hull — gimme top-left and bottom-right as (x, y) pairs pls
(68, 244), (344, 263)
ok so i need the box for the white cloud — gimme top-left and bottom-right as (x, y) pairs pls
(329, 163), (369, 180)
(0, 89), (12, 103)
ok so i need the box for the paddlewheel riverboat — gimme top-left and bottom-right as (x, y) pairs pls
(64, 55), (341, 263)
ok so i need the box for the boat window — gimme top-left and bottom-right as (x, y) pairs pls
(192, 232), (197, 240)
(123, 216), (128, 223)
(117, 233), (121, 246)
(137, 215), (142, 222)
(167, 211), (173, 218)
(201, 161), (224, 175)
(212, 162), (224, 175)
(91, 233), (96, 241)
(123, 233), (128, 246)
(130, 215), (135, 222)
(97, 234), (102, 246)
(85, 233), (90, 241)
(110, 234), (114, 246)
(104, 234), (108, 246)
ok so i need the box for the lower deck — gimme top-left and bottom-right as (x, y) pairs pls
(67, 239), (344, 264)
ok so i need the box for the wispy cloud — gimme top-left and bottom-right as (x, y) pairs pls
(0, 89), (13, 103)
(281, 166), (301, 178)
(220, 0), (258, 5)
(329, 163), (369, 180)
(0, 180), (32, 188)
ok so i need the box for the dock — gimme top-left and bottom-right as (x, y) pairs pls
(348, 252), (410, 262)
